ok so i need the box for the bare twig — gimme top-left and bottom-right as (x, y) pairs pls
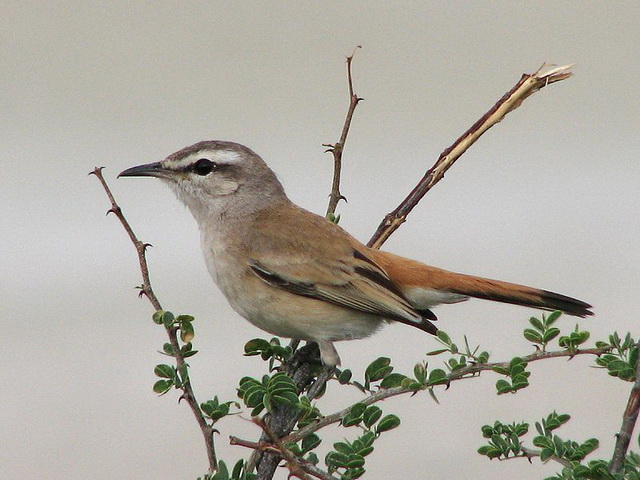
(367, 63), (574, 249)
(609, 339), (640, 474)
(90, 168), (218, 473)
(90, 167), (162, 310)
(325, 46), (363, 217)
(286, 346), (608, 443)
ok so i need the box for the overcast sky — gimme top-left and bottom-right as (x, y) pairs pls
(2, 2), (639, 479)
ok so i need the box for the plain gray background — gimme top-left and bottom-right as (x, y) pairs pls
(2, 2), (639, 479)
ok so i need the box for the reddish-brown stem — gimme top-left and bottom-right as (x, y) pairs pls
(90, 168), (218, 473)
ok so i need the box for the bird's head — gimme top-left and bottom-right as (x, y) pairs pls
(119, 140), (286, 219)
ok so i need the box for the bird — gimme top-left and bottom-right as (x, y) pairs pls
(119, 140), (592, 366)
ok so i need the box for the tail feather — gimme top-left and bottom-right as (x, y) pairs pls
(368, 250), (593, 318)
(444, 274), (593, 318)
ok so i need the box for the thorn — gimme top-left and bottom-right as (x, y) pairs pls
(338, 194), (348, 203)
(106, 207), (120, 216)
(142, 242), (153, 251)
(178, 393), (188, 404)
(88, 167), (105, 176)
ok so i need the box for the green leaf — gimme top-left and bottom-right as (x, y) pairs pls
(492, 365), (510, 375)
(154, 364), (175, 379)
(180, 320), (195, 343)
(363, 406), (383, 428)
(213, 460), (229, 480)
(153, 379), (173, 395)
(542, 327), (561, 343)
(162, 342), (175, 356)
(539, 447), (554, 462)
(528, 316), (544, 331)
(333, 441), (352, 455)
(302, 433), (321, 453)
(343, 403), (366, 427)
(152, 310), (165, 325)
(365, 357), (393, 384)
(524, 328), (543, 344)
(533, 436), (553, 449)
(243, 338), (272, 357)
(496, 379), (512, 394)
(545, 310), (562, 325)
(161, 311), (175, 328)
(376, 414), (401, 433)
(337, 369), (353, 384)
(490, 434), (508, 453)
(427, 368), (448, 386)
(436, 330), (451, 345)
(477, 351), (490, 363)
(326, 451), (349, 468)
(345, 454), (365, 468)
(380, 373), (408, 388)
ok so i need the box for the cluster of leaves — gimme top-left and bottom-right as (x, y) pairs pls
(478, 413), (640, 480)
(152, 310), (198, 395)
(335, 356), (447, 393)
(237, 355), (405, 479)
(244, 337), (293, 370)
(492, 357), (531, 394)
(595, 332), (639, 382)
(478, 413), (598, 463)
(524, 311), (563, 351)
(237, 372), (299, 416)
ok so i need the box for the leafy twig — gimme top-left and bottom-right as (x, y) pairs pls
(286, 346), (608, 443)
(367, 63), (574, 249)
(90, 168), (218, 473)
(519, 445), (574, 468)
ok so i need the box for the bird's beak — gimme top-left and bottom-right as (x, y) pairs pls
(118, 161), (171, 179)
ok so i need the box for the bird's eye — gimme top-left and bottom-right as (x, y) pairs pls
(193, 158), (216, 176)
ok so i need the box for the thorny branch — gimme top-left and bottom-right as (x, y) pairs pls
(284, 346), (609, 444)
(609, 339), (640, 474)
(367, 63), (574, 249)
(90, 168), (218, 474)
(325, 46), (363, 218)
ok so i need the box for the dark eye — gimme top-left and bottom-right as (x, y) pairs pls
(193, 158), (216, 176)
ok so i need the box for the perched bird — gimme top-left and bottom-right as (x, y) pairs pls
(120, 141), (592, 365)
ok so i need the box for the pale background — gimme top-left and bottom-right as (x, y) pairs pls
(2, 2), (639, 479)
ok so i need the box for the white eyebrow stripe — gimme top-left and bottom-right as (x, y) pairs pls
(213, 149), (242, 164)
(163, 149), (243, 170)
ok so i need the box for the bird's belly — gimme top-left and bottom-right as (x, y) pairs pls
(241, 295), (387, 343)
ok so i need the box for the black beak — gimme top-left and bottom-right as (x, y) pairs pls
(118, 162), (168, 178)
